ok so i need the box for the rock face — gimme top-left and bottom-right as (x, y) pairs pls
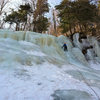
(52, 89), (93, 100)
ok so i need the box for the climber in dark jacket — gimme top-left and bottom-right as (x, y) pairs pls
(62, 42), (68, 51)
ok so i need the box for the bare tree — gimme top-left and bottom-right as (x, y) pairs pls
(22, 0), (37, 31)
(52, 9), (57, 36)
(0, 0), (10, 15)
(0, 0), (11, 28)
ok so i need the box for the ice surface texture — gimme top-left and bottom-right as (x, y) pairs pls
(0, 30), (100, 100)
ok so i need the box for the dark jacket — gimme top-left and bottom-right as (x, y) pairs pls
(62, 43), (67, 51)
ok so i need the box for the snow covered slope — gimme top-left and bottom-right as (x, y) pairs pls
(0, 30), (100, 100)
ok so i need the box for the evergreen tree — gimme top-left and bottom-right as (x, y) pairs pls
(33, 0), (49, 33)
(56, 0), (77, 34)
(56, 0), (99, 36)
(5, 4), (32, 31)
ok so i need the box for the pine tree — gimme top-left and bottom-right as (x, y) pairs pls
(5, 4), (32, 31)
(56, 0), (99, 36)
(33, 0), (49, 33)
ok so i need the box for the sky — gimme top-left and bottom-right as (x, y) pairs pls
(48, 0), (62, 7)
(10, 0), (62, 7)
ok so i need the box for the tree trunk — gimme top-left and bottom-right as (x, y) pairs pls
(74, 26), (76, 33)
(53, 9), (57, 36)
(16, 23), (19, 31)
(69, 25), (73, 35)
(79, 24), (82, 32)
(83, 24), (87, 33)
(23, 23), (26, 31)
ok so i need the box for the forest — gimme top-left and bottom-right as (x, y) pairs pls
(0, 0), (100, 39)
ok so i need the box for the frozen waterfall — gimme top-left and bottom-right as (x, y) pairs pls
(0, 30), (95, 66)
(0, 29), (100, 100)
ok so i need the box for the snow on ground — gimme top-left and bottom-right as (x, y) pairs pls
(0, 63), (99, 100)
(0, 39), (100, 100)
(89, 61), (100, 70)
(0, 62), (99, 100)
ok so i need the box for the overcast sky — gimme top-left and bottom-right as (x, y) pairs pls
(48, 0), (61, 7)
(8, 0), (62, 16)
(10, 0), (62, 8)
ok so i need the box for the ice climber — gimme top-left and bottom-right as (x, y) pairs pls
(62, 42), (67, 51)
